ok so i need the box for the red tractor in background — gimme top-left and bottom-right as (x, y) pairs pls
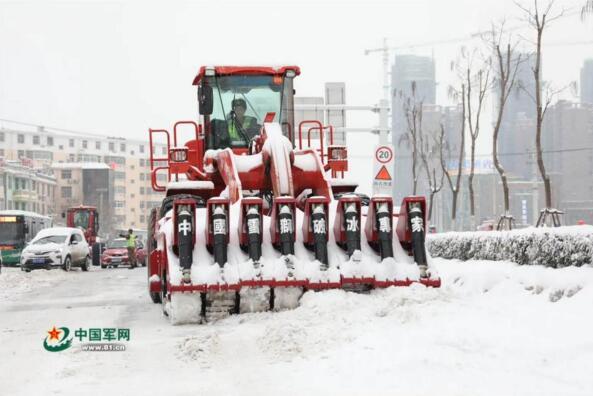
(65, 205), (101, 266)
(146, 66), (441, 324)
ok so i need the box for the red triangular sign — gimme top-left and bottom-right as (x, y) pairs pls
(375, 165), (391, 181)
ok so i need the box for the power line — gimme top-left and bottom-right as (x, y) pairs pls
(349, 146), (593, 159)
(0, 117), (122, 140)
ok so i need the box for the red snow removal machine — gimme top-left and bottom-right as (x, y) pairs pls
(146, 66), (440, 324)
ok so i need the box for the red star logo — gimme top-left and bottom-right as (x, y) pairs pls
(47, 326), (61, 341)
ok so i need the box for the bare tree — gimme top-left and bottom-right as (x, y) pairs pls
(464, 54), (491, 229)
(419, 124), (445, 222)
(439, 85), (465, 230)
(517, 0), (564, 226)
(400, 82), (423, 195)
(582, 0), (593, 19)
(486, 23), (522, 230)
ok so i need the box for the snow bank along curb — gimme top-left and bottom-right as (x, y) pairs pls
(427, 225), (593, 268)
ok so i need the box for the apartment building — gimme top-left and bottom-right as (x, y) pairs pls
(0, 158), (56, 215)
(0, 125), (168, 231)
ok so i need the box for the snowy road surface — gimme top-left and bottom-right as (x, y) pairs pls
(1, 260), (593, 396)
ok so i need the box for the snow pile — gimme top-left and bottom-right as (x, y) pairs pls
(0, 267), (73, 300)
(428, 225), (593, 267)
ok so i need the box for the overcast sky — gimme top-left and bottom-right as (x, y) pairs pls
(0, 0), (591, 152)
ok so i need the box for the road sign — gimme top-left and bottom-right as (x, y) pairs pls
(373, 144), (394, 195)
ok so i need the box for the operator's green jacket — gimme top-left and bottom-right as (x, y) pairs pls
(228, 116), (257, 142)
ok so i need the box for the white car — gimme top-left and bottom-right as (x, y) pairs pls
(21, 227), (91, 272)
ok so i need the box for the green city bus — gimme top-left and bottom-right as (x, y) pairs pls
(0, 210), (53, 266)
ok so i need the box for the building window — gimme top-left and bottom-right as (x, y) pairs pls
(139, 173), (145, 181)
(17, 150), (24, 158)
(18, 134), (25, 144)
(31, 181), (36, 191)
(139, 159), (145, 167)
(0, 132), (4, 141)
(140, 201), (145, 209)
(69, 154), (75, 161)
(139, 145), (145, 154)
(114, 171), (125, 179)
(0, 149), (4, 157)
(120, 143), (126, 152)
(82, 140), (88, 149)
(33, 135), (40, 145)
(130, 165), (135, 170)
(130, 193), (135, 198)
(130, 179), (135, 184)
(114, 201), (125, 208)
(61, 186), (72, 198)
(95, 141), (101, 150)
(61, 170), (72, 179)
(140, 187), (145, 194)
(109, 142), (115, 152)
(69, 139), (74, 148)
(140, 215), (145, 223)
(47, 136), (54, 146)
(115, 186), (126, 194)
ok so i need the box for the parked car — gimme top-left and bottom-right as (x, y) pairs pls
(101, 238), (146, 268)
(20, 227), (91, 272)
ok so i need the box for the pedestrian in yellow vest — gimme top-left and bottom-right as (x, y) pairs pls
(120, 229), (137, 269)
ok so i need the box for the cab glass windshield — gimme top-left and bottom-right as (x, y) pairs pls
(205, 74), (294, 149)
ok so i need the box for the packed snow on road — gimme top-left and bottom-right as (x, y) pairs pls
(1, 259), (592, 396)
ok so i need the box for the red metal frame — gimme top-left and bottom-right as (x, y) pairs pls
(192, 66), (301, 85)
(297, 120), (335, 164)
(167, 275), (441, 293)
(149, 128), (171, 192)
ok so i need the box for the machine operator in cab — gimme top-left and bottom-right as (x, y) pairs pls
(226, 98), (258, 147)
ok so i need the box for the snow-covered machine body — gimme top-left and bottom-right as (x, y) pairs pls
(146, 66), (440, 324)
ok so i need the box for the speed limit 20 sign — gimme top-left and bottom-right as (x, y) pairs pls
(375, 146), (393, 164)
(373, 144), (395, 195)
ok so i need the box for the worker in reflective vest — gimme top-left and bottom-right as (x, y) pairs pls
(120, 229), (137, 269)
(227, 98), (257, 146)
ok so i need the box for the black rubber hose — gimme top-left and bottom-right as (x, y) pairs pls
(311, 205), (328, 268)
(246, 206), (262, 262)
(409, 205), (427, 268)
(177, 209), (194, 271)
(376, 204), (394, 260)
(278, 205), (295, 256)
(344, 203), (361, 257)
(212, 206), (228, 268)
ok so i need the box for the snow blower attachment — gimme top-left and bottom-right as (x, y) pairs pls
(147, 65), (441, 324)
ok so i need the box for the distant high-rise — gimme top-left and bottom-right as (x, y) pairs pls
(496, 52), (537, 180)
(391, 55), (436, 201)
(580, 59), (593, 105)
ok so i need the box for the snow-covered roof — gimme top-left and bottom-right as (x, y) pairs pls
(34, 227), (78, 238)
(51, 162), (110, 170)
(0, 210), (52, 219)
